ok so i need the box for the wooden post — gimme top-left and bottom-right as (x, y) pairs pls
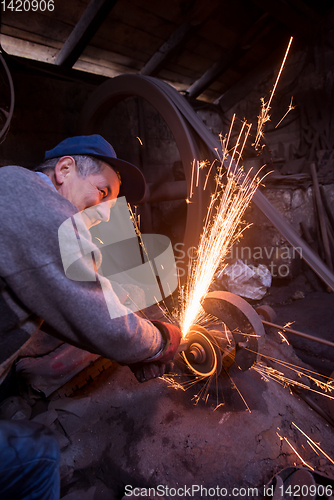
(310, 162), (333, 271)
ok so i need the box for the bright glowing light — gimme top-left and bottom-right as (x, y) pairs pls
(281, 435), (314, 471)
(175, 38), (294, 338)
(278, 331), (289, 344)
(292, 422), (334, 465)
(177, 120), (264, 338)
(253, 360), (334, 400)
(253, 36), (293, 150)
(275, 96), (295, 129)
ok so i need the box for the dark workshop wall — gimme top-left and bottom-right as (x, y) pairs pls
(0, 55), (106, 168)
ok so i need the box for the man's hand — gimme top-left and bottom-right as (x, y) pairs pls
(129, 321), (181, 383)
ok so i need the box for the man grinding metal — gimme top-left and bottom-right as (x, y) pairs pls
(0, 135), (181, 499)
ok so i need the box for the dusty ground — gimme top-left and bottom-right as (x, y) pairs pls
(56, 352), (334, 500)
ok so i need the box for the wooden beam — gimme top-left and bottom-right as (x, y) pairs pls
(55, 0), (117, 68)
(140, 0), (221, 77)
(310, 162), (333, 271)
(140, 21), (194, 76)
(187, 47), (243, 98)
(214, 39), (287, 111)
(187, 13), (273, 99)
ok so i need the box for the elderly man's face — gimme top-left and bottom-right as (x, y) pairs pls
(54, 156), (121, 227)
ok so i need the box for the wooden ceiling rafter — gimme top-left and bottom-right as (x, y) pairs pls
(55, 0), (118, 68)
(187, 46), (244, 98)
(0, 0), (331, 103)
(214, 41), (289, 111)
(187, 0), (325, 100)
(187, 12), (274, 98)
(139, 0), (221, 76)
(139, 21), (194, 76)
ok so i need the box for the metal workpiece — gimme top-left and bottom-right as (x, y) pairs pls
(255, 304), (334, 350)
(202, 291), (266, 371)
(261, 320), (334, 349)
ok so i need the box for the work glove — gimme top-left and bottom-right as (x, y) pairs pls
(129, 321), (181, 383)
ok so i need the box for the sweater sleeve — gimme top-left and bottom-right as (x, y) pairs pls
(0, 166), (163, 364)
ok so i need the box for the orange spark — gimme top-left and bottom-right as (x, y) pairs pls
(196, 161), (200, 188)
(203, 160), (217, 191)
(177, 120), (265, 338)
(189, 159), (196, 200)
(282, 436), (314, 471)
(253, 36), (293, 150)
(253, 360), (334, 400)
(278, 331), (289, 344)
(275, 96), (296, 128)
(292, 422), (334, 465)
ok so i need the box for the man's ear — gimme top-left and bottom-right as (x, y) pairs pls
(54, 156), (76, 185)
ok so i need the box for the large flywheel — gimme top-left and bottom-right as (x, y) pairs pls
(79, 74), (214, 265)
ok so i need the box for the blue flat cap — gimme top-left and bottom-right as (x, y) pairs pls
(44, 135), (146, 204)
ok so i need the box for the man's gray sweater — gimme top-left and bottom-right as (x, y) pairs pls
(0, 166), (162, 377)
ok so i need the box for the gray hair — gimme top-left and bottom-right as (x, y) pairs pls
(36, 155), (104, 178)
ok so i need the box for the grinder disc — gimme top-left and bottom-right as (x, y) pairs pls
(182, 324), (223, 377)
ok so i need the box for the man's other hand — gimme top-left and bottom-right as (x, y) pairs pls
(129, 321), (181, 383)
